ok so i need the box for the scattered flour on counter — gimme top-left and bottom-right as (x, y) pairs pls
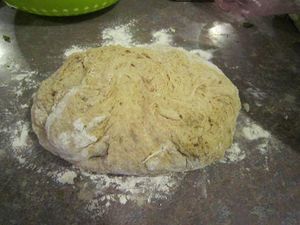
(16, 155), (26, 164)
(1, 69), (40, 166)
(1, 57), (23, 73)
(11, 73), (29, 81)
(11, 70), (38, 84)
(0, 69), (39, 165)
(64, 45), (86, 57)
(12, 121), (29, 149)
(152, 28), (174, 45)
(82, 172), (184, 216)
(0, 127), (8, 133)
(257, 142), (269, 155)
(6, 63), (21, 73)
(62, 21), (137, 56)
(55, 170), (78, 185)
(119, 195), (128, 205)
(64, 20), (215, 61)
(15, 89), (23, 97)
(220, 143), (245, 163)
(241, 117), (273, 172)
(190, 49), (214, 61)
(4, 120), (33, 165)
(252, 0), (262, 7)
(246, 87), (267, 100)
(242, 122), (271, 140)
(102, 22), (215, 60)
(20, 104), (29, 109)
(102, 21), (136, 47)
(0, 82), (8, 88)
(243, 103), (250, 112)
(3, 108), (12, 116)
(11, 70), (39, 98)
(101, 21), (214, 60)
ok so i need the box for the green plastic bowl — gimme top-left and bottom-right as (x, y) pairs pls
(4, 0), (119, 16)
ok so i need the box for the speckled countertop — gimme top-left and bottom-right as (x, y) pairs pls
(0, 0), (299, 225)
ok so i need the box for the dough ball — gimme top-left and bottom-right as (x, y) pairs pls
(31, 45), (241, 175)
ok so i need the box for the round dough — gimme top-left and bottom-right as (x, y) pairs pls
(31, 45), (241, 175)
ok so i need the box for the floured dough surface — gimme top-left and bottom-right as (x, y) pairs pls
(31, 45), (241, 175)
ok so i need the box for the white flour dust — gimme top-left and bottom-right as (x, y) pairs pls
(55, 170), (78, 185)
(243, 102), (250, 112)
(102, 21), (136, 46)
(6, 120), (32, 165)
(190, 49), (214, 61)
(242, 122), (270, 140)
(246, 86), (267, 107)
(220, 143), (245, 163)
(12, 121), (29, 149)
(151, 28), (175, 45)
(220, 115), (273, 164)
(242, 119), (272, 156)
(63, 20), (214, 62)
(257, 142), (269, 155)
(1, 56), (22, 73)
(11, 70), (39, 97)
(0, 67), (39, 166)
(64, 45), (87, 57)
(83, 172), (184, 216)
(20, 104), (29, 109)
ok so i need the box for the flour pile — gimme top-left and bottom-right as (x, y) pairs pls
(102, 21), (137, 46)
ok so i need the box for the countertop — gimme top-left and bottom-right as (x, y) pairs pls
(0, 0), (299, 225)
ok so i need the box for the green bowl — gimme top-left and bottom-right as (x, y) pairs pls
(4, 0), (118, 16)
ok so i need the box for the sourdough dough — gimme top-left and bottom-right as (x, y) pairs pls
(31, 45), (241, 175)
